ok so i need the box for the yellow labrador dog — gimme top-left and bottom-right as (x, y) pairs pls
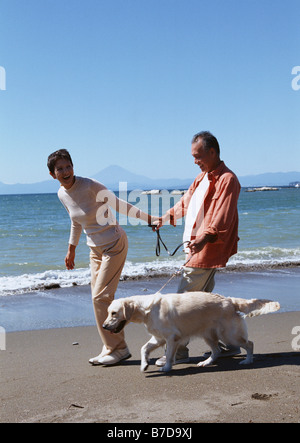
(103, 292), (280, 372)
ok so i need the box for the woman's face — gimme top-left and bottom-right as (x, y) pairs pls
(50, 158), (75, 189)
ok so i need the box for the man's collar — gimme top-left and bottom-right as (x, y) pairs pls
(207, 161), (225, 181)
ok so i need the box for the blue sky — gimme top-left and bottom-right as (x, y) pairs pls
(0, 0), (299, 184)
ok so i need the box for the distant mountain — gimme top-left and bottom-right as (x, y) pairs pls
(0, 167), (300, 195)
(0, 165), (193, 195)
(238, 171), (300, 187)
(0, 179), (59, 195)
(92, 165), (155, 189)
(91, 165), (192, 190)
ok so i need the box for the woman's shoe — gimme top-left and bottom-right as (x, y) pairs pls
(90, 347), (131, 366)
(89, 346), (109, 365)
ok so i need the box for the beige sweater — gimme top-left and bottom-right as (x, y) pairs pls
(58, 176), (150, 247)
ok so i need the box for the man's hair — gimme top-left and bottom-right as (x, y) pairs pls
(191, 131), (220, 156)
(47, 149), (73, 174)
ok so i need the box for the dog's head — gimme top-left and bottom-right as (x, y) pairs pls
(102, 298), (134, 334)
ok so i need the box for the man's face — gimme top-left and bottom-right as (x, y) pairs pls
(191, 139), (216, 173)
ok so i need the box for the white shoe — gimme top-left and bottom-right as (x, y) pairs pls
(155, 355), (190, 367)
(89, 346), (109, 365)
(89, 354), (103, 365)
(90, 347), (131, 366)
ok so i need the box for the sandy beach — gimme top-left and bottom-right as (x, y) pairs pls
(1, 308), (300, 423)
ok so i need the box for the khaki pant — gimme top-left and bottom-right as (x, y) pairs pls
(177, 267), (216, 294)
(90, 230), (128, 355)
(176, 267), (216, 358)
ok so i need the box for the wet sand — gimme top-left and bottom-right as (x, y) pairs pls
(1, 311), (300, 423)
(2, 267), (300, 332)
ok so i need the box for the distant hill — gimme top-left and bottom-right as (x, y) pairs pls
(0, 166), (300, 194)
(92, 165), (193, 191)
(0, 165), (193, 195)
(0, 179), (59, 195)
(238, 171), (300, 187)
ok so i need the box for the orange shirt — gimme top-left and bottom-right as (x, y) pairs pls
(167, 162), (241, 268)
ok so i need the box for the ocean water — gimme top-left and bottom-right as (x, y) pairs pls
(0, 187), (300, 296)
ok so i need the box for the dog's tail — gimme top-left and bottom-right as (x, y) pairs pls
(229, 297), (280, 317)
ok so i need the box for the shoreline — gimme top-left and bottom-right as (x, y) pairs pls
(1, 267), (300, 333)
(1, 311), (300, 423)
(1, 261), (300, 298)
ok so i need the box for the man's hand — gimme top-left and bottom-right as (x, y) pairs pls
(65, 244), (76, 270)
(188, 233), (217, 255)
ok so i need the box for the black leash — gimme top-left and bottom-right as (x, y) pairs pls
(155, 228), (190, 257)
(148, 225), (193, 293)
(148, 224), (190, 257)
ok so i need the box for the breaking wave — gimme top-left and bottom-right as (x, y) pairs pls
(1, 247), (300, 296)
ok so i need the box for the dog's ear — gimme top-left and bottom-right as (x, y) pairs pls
(123, 301), (134, 321)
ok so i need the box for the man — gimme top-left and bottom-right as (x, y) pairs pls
(155, 131), (241, 367)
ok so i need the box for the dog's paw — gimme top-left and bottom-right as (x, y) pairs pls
(197, 358), (213, 367)
(197, 361), (207, 367)
(140, 360), (149, 372)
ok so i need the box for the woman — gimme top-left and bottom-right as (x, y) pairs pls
(48, 149), (155, 366)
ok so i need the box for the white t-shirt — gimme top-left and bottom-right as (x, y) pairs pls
(183, 173), (209, 252)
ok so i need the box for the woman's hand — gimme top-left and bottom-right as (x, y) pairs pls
(150, 214), (170, 231)
(65, 244), (76, 270)
(150, 216), (163, 230)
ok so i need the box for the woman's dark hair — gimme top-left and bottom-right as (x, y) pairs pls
(47, 149), (73, 174)
(191, 131), (220, 156)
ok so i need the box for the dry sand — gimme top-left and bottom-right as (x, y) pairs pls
(1, 311), (300, 423)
